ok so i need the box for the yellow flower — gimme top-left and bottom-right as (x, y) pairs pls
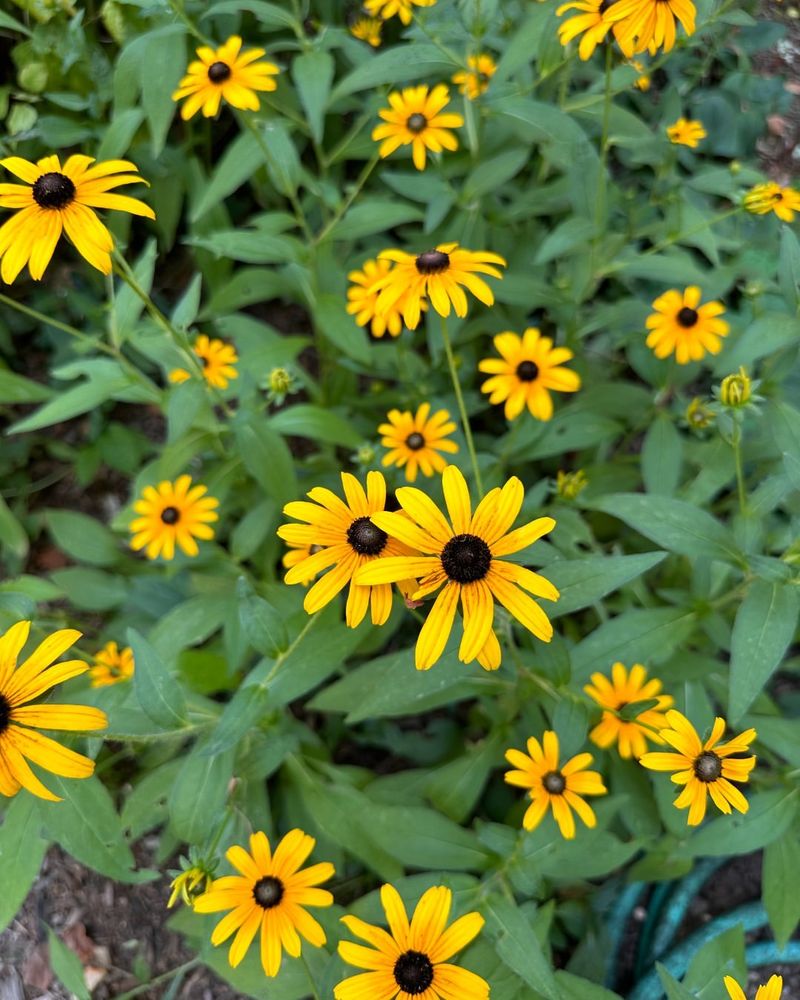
(372, 84), (464, 171)
(666, 117), (707, 148)
(168, 334), (239, 390)
(504, 731), (607, 839)
(645, 286), (729, 364)
(278, 471), (416, 628)
(719, 366), (752, 408)
(347, 257), (423, 338)
(193, 829), (334, 978)
(334, 884), (487, 1000)
(167, 865), (214, 908)
(172, 35), (279, 120)
(354, 465), (559, 671)
(452, 54), (497, 99)
(374, 242), (506, 329)
(478, 328), (581, 421)
(556, 469), (588, 500)
(89, 642), (134, 688)
(364, 0), (437, 24)
(0, 154), (154, 282)
(282, 541), (323, 587)
(640, 710), (756, 826)
(605, 0), (696, 54)
(744, 181), (800, 223)
(725, 975), (783, 1000)
(584, 663), (674, 759)
(556, 0), (628, 60)
(685, 396), (714, 430)
(350, 15), (383, 46)
(129, 475), (219, 561)
(379, 403), (459, 482)
(0, 621), (107, 802)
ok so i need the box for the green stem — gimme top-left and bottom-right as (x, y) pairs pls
(260, 613), (320, 688)
(314, 153), (380, 245)
(599, 44), (614, 167)
(114, 959), (200, 1000)
(301, 952), (322, 1000)
(731, 420), (747, 514)
(439, 314), (483, 494)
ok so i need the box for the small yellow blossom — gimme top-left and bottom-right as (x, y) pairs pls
(556, 469), (588, 500)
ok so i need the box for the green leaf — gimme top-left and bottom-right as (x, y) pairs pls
(642, 415), (683, 496)
(202, 684), (271, 758)
(534, 218), (596, 265)
(114, 240), (158, 339)
(128, 627), (188, 730)
(683, 789), (799, 857)
(237, 577), (288, 657)
(763, 832), (800, 947)
(778, 225), (800, 311)
(169, 745), (235, 843)
(363, 802), (490, 872)
(571, 607), (697, 680)
(234, 414), (299, 504)
(589, 493), (744, 565)
(330, 201), (424, 241)
(260, 119), (301, 197)
(49, 567), (127, 611)
(8, 365), (140, 434)
(203, 0), (298, 29)
(0, 795), (47, 932)
(47, 510), (120, 567)
(0, 368), (52, 404)
(331, 44), (456, 100)
(312, 294), (372, 362)
(140, 27), (185, 156)
(188, 228), (303, 265)
(120, 759), (183, 839)
(656, 963), (698, 1000)
(546, 552), (667, 618)
(270, 403), (363, 447)
(148, 594), (228, 663)
(714, 313), (800, 373)
(728, 580), (800, 722)
(463, 148), (530, 200)
(46, 926), (90, 1000)
(292, 51), (334, 144)
(0, 9), (31, 33)
(191, 132), (264, 221)
(484, 896), (560, 1000)
(0, 496), (28, 561)
(424, 733), (504, 823)
(268, 616), (365, 706)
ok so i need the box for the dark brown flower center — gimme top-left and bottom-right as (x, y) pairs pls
(676, 307), (699, 328)
(441, 533), (491, 584)
(773, 191), (783, 201)
(406, 432), (425, 450)
(208, 61), (232, 83)
(693, 751), (722, 782)
(32, 172), (76, 210)
(160, 506), (180, 525)
(407, 113), (427, 133)
(347, 516), (388, 556)
(415, 249), (450, 275)
(516, 360), (540, 382)
(543, 770), (566, 794)
(0, 693), (10, 735)
(253, 875), (284, 909)
(394, 950), (434, 995)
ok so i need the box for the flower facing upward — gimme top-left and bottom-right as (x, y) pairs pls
(374, 243), (506, 329)
(364, 0), (437, 24)
(645, 286), (729, 364)
(725, 975), (783, 1000)
(0, 154), (154, 283)
(278, 471), (416, 628)
(129, 475), (219, 561)
(193, 829), (334, 978)
(584, 663), (674, 759)
(349, 15), (383, 46)
(744, 182), (800, 222)
(452, 54), (497, 99)
(347, 257), (424, 337)
(89, 642), (134, 688)
(640, 711), (756, 825)
(169, 335), (239, 390)
(0, 621), (107, 801)
(172, 36), (279, 120)
(604, 0), (697, 54)
(504, 731), (607, 839)
(334, 884), (488, 1000)
(379, 403), (459, 482)
(479, 328), (581, 421)
(354, 465), (559, 671)
(372, 85), (464, 171)
(719, 367), (753, 408)
(666, 118), (707, 148)
(556, 0), (627, 61)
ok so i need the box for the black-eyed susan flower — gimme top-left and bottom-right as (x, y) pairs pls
(364, 0), (437, 24)
(555, 469), (588, 500)
(744, 182), (800, 222)
(282, 541), (323, 587)
(354, 465), (558, 671)
(169, 334), (239, 389)
(584, 662), (674, 759)
(645, 286), (729, 364)
(379, 403), (458, 482)
(0, 621), (107, 801)
(504, 731), (607, 839)
(666, 117), (707, 148)
(605, 0), (696, 54)
(725, 975), (783, 1000)
(685, 396), (714, 431)
(88, 641), (134, 688)
(640, 710), (756, 826)
(452, 54), (497, 99)
(278, 471), (417, 628)
(374, 243), (506, 329)
(349, 14), (383, 46)
(372, 85), (464, 172)
(556, 0), (627, 60)
(334, 884), (487, 1000)
(478, 328), (581, 421)
(347, 257), (424, 337)
(193, 829), (334, 978)
(129, 475), (219, 561)
(167, 857), (215, 909)
(0, 154), (154, 283)
(172, 36), (279, 120)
